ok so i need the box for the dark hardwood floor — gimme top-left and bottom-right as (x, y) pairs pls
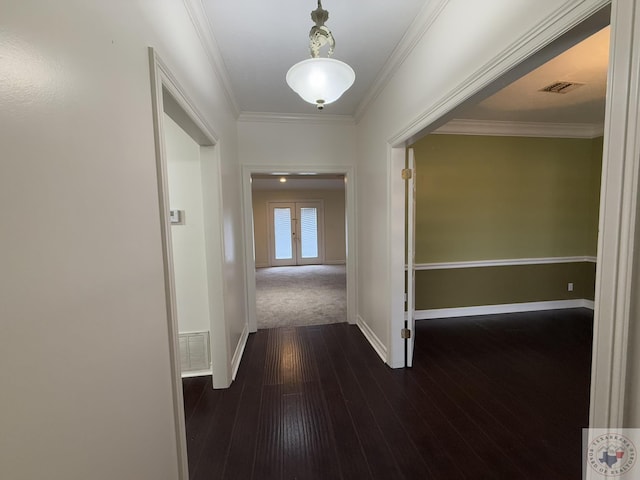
(183, 309), (593, 479)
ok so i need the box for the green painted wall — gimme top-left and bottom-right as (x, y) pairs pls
(588, 136), (604, 255)
(415, 262), (596, 310)
(411, 134), (603, 310)
(413, 135), (603, 262)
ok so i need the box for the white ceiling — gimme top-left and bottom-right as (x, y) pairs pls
(457, 26), (609, 125)
(202, 0), (427, 116)
(202, 1), (609, 124)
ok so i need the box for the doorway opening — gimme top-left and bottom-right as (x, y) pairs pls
(149, 48), (233, 479)
(394, 5), (610, 368)
(249, 173), (347, 329)
(390, 7), (610, 477)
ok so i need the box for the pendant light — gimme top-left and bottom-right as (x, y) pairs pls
(286, 0), (355, 110)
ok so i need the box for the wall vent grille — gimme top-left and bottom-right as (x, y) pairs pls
(539, 81), (584, 94)
(179, 331), (210, 372)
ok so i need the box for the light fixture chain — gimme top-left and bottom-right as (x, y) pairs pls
(309, 0), (334, 58)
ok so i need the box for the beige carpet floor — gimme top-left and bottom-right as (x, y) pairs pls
(255, 265), (346, 329)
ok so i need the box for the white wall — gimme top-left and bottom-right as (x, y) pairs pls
(165, 114), (211, 334)
(0, 1), (244, 479)
(237, 117), (356, 168)
(238, 116), (358, 330)
(355, 0), (610, 367)
(252, 188), (346, 266)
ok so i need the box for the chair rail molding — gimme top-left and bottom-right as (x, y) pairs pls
(412, 256), (597, 270)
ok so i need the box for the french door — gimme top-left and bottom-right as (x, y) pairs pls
(268, 201), (323, 266)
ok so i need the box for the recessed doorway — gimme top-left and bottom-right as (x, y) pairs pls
(244, 171), (354, 331)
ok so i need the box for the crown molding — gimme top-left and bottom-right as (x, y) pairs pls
(387, 0), (609, 146)
(433, 119), (605, 138)
(238, 112), (356, 126)
(354, 0), (450, 123)
(182, 0), (240, 118)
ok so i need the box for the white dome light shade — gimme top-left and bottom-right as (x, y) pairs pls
(286, 58), (355, 109)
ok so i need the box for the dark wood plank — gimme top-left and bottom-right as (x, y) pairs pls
(339, 326), (468, 479)
(253, 328), (342, 480)
(412, 309), (592, 478)
(182, 309), (593, 480)
(326, 324), (436, 480)
(280, 382), (342, 480)
(252, 383), (283, 480)
(221, 330), (268, 480)
(190, 333), (259, 480)
(263, 327), (317, 388)
(182, 376), (209, 425)
(183, 376), (222, 475)
(306, 326), (373, 479)
(318, 325), (404, 479)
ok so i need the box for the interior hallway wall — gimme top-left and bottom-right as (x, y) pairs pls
(237, 118), (356, 169)
(0, 1), (244, 479)
(252, 188), (346, 267)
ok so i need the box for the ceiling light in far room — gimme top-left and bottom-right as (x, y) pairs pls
(279, 177), (287, 183)
(286, 0), (355, 110)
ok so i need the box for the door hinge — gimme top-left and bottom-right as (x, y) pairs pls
(401, 328), (411, 339)
(401, 168), (413, 180)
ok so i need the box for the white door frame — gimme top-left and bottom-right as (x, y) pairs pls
(242, 165), (356, 332)
(388, 0), (640, 435)
(588, 0), (640, 431)
(406, 149), (416, 367)
(149, 48), (230, 480)
(388, 146), (407, 369)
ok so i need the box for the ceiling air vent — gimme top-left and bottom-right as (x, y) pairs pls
(539, 81), (585, 94)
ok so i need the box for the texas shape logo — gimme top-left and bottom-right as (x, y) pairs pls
(588, 433), (637, 477)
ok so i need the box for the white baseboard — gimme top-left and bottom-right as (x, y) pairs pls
(414, 299), (595, 320)
(231, 322), (250, 381)
(257, 261), (345, 267)
(181, 369), (212, 379)
(356, 315), (387, 363)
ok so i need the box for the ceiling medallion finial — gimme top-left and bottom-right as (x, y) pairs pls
(286, 0), (355, 110)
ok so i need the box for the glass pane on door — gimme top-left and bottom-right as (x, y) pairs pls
(299, 207), (318, 258)
(273, 207), (293, 260)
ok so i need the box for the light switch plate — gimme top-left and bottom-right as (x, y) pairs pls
(169, 209), (185, 225)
